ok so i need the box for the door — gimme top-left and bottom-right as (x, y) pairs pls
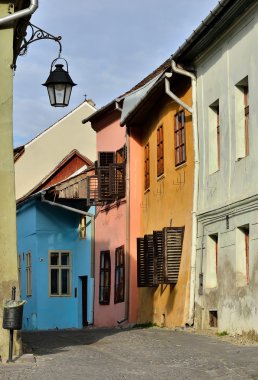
(81, 276), (88, 327)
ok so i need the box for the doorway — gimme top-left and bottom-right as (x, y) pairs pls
(80, 276), (88, 327)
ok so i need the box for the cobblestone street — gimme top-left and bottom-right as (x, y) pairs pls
(1, 327), (258, 380)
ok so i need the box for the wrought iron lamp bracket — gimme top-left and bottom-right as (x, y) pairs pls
(12, 22), (62, 70)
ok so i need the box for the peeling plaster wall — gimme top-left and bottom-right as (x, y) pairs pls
(195, 5), (258, 334)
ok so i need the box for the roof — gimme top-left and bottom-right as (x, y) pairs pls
(17, 149), (93, 203)
(82, 58), (171, 125)
(173, 0), (255, 64)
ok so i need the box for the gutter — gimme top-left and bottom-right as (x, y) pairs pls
(0, 0), (38, 26)
(165, 59), (199, 326)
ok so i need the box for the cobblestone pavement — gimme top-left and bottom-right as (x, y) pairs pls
(1, 327), (258, 379)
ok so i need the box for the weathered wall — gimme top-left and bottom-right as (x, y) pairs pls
(15, 101), (96, 200)
(0, 2), (21, 361)
(195, 5), (258, 334)
(130, 83), (194, 328)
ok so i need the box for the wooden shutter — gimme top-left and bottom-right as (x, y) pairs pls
(98, 152), (115, 166)
(98, 167), (113, 201)
(163, 227), (185, 284)
(153, 230), (164, 284)
(137, 238), (147, 287)
(109, 163), (126, 199)
(144, 234), (156, 286)
(86, 175), (99, 205)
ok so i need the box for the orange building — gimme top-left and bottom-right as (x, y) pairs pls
(121, 61), (195, 327)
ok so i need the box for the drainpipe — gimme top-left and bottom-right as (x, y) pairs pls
(0, 0), (38, 26)
(40, 194), (96, 322)
(165, 59), (199, 326)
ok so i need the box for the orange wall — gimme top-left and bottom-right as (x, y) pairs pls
(129, 80), (194, 327)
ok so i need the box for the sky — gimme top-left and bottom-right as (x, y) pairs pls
(13, 0), (219, 147)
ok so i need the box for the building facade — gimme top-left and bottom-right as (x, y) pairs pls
(83, 104), (128, 327)
(121, 65), (195, 327)
(173, 0), (258, 334)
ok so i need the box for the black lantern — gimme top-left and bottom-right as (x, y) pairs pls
(42, 58), (76, 107)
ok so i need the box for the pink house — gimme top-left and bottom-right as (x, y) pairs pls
(83, 102), (130, 327)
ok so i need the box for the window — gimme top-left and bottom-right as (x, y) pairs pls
(114, 246), (125, 303)
(26, 252), (32, 296)
(209, 100), (220, 173)
(157, 125), (164, 176)
(206, 234), (218, 288)
(235, 77), (249, 159)
(236, 225), (249, 286)
(144, 143), (150, 190)
(99, 251), (111, 304)
(49, 251), (71, 296)
(18, 254), (21, 295)
(79, 216), (87, 239)
(137, 226), (184, 287)
(174, 111), (186, 166)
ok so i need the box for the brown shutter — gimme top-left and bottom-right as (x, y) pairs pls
(86, 175), (99, 205)
(98, 167), (113, 201)
(98, 152), (115, 166)
(109, 163), (126, 199)
(144, 234), (156, 286)
(163, 226), (185, 284)
(153, 230), (164, 284)
(137, 238), (147, 287)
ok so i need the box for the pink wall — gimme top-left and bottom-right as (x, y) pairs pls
(93, 112), (127, 327)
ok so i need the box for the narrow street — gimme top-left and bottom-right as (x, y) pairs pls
(1, 327), (258, 379)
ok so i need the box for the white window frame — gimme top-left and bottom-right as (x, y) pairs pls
(26, 252), (32, 296)
(235, 76), (249, 160)
(208, 100), (220, 174)
(49, 251), (72, 297)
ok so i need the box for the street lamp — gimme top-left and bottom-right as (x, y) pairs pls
(13, 23), (76, 107)
(42, 58), (76, 107)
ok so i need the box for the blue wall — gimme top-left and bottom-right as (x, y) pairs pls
(17, 198), (94, 330)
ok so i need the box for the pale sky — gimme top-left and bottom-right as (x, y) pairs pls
(13, 0), (218, 147)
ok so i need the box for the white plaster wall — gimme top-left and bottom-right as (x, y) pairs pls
(197, 7), (258, 213)
(15, 102), (96, 200)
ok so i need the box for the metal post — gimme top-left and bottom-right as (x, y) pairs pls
(7, 286), (16, 363)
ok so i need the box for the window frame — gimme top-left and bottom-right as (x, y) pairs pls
(144, 142), (150, 190)
(114, 246), (125, 304)
(157, 125), (164, 177)
(26, 252), (32, 297)
(49, 251), (72, 297)
(174, 111), (186, 166)
(99, 250), (111, 305)
(18, 254), (22, 295)
(79, 216), (87, 239)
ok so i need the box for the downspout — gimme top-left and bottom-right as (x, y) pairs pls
(165, 59), (199, 326)
(40, 194), (96, 323)
(0, 0), (38, 26)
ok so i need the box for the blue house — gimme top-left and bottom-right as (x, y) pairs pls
(16, 151), (95, 330)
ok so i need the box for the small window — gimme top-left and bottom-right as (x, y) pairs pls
(49, 251), (71, 296)
(79, 216), (87, 239)
(144, 143), (150, 190)
(157, 125), (164, 176)
(235, 77), (249, 159)
(99, 251), (111, 305)
(206, 234), (218, 288)
(26, 252), (32, 296)
(18, 254), (21, 295)
(114, 246), (125, 303)
(174, 111), (186, 166)
(236, 225), (249, 286)
(209, 100), (220, 173)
